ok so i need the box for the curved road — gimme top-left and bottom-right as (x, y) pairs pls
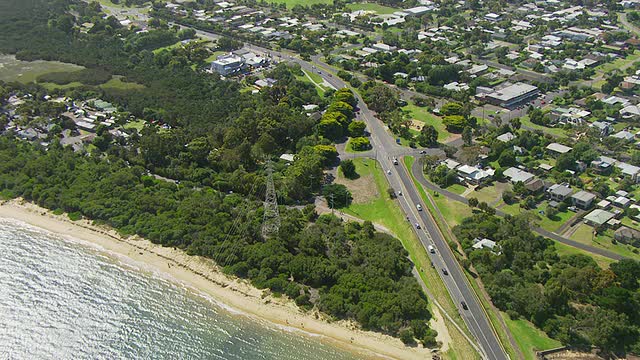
(409, 160), (626, 261)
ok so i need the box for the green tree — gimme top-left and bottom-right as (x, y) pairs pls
(322, 184), (352, 208)
(348, 121), (366, 137)
(462, 126), (473, 146)
(350, 137), (371, 151)
(442, 115), (467, 132)
(417, 124), (438, 147)
(340, 159), (357, 179)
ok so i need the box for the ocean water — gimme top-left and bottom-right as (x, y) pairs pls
(0, 219), (362, 360)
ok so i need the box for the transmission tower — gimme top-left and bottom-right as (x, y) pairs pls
(261, 161), (280, 238)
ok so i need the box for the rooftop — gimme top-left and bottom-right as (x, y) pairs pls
(571, 190), (596, 202)
(546, 143), (572, 154)
(584, 209), (615, 226)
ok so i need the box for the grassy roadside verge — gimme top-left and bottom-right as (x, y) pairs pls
(338, 158), (480, 360)
(404, 156), (563, 360)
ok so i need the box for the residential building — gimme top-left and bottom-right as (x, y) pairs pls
(504, 167), (535, 184)
(547, 183), (573, 202)
(571, 190), (596, 209)
(612, 130), (635, 141)
(456, 165), (492, 184)
(496, 132), (516, 143)
(584, 209), (616, 227)
(472, 238), (498, 250)
(546, 143), (572, 156)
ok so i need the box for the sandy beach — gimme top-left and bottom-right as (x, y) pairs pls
(0, 199), (436, 360)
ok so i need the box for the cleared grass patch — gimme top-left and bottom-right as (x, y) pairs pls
(445, 184), (466, 195)
(403, 104), (451, 142)
(100, 76), (145, 90)
(0, 54), (83, 84)
(502, 315), (561, 360)
(597, 50), (640, 73)
(519, 115), (567, 138)
(347, 2), (399, 14)
(123, 119), (146, 131)
(554, 241), (614, 269)
(265, 0), (332, 7)
(569, 223), (640, 261)
(40, 81), (85, 90)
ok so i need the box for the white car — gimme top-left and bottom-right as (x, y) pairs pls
(416, 204), (423, 211)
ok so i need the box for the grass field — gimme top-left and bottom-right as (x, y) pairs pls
(123, 119), (146, 131)
(296, 69), (329, 96)
(204, 51), (226, 63)
(519, 116), (567, 138)
(40, 82), (85, 90)
(347, 2), (399, 14)
(502, 315), (561, 360)
(403, 104), (452, 142)
(0, 54), (83, 84)
(553, 241), (614, 269)
(339, 158), (480, 360)
(569, 224), (640, 261)
(445, 184), (467, 195)
(265, 0), (331, 7)
(597, 50), (640, 74)
(100, 76), (145, 90)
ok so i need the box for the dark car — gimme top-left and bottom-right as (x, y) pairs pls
(442, 268), (448, 275)
(461, 301), (468, 310)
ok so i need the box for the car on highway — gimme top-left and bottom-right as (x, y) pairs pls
(419, 150), (427, 154)
(393, 157), (398, 165)
(416, 204), (422, 211)
(398, 190), (402, 196)
(442, 268), (448, 275)
(461, 301), (468, 310)
(387, 169), (392, 175)
(428, 245), (435, 253)
(415, 223), (421, 229)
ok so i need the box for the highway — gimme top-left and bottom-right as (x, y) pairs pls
(102, 14), (510, 359)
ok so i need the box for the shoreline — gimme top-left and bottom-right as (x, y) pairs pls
(0, 199), (433, 360)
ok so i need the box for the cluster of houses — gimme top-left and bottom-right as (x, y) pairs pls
(435, 135), (640, 245)
(3, 94), (135, 152)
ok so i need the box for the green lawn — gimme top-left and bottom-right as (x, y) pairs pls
(502, 315), (561, 359)
(152, 41), (185, 54)
(446, 184), (467, 195)
(553, 241), (614, 269)
(339, 158), (480, 360)
(468, 184), (506, 205)
(0, 54), (83, 84)
(265, 0), (332, 7)
(100, 76), (144, 90)
(296, 69), (328, 96)
(204, 50), (226, 63)
(403, 104), (452, 142)
(519, 116), (567, 138)
(345, 137), (371, 153)
(347, 2), (399, 14)
(123, 119), (146, 131)
(569, 224), (640, 261)
(597, 50), (640, 73)
(535, 204), (575, 233)
(40, 81), (85, 90)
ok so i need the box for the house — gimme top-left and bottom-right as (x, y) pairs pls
(525, 178), (546, 193)
(620, 104), (640, 120)
(591, 158), (614, 174)
(546, 143), (572, 156)
(442, 158), (460, 170)
(617, 162), (640, 182)
(504, 167), (535, 184)
(591, 121), (614, 136)
(612, 130), (635, 141)
(613, 196), (632, 208)
(614, 226), (640, 247)
(485, 13), (502, 22)
(571, 190), (596, 209)
(472, 238), (498, 250)
(584, 209), (616, 227)
(597, 199), (611, 209)
(456, 165), (492, 184)
(496, 132), (516, 143)
(547, 183), (573, 202)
